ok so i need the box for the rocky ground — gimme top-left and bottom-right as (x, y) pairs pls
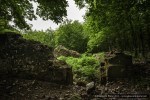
(0, 77), (150, 100)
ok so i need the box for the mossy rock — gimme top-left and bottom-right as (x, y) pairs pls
(0, 29), (21, 35)
(54, 45), (81, 58)
(0, 31), (22, 46)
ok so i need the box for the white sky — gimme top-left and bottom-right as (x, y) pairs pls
(28, 0), (86, 31)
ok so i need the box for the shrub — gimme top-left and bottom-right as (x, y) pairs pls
(57, 54), (101, 80)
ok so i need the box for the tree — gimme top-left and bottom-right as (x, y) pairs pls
(0, 0), (68, 29)
(77, 0), (150, 56)
(54, 20), (88, 53)
(23, 29), (55, 47)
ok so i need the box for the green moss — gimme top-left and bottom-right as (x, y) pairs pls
(0, 29), (20, 35)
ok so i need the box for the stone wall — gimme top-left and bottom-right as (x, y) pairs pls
(100, 52), (133, 84)
(0, 32), (73, 85)
(108, 52), (132, 66)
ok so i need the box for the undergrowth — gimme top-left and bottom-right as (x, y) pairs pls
(57, 53), (104, 81)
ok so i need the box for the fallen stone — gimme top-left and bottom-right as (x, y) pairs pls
(86, 81), (95, 94)
(53, 45), (81, 58)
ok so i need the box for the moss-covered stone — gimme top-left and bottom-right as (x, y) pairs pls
(54, 45), (81, 58)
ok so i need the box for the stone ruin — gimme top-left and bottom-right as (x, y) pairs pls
(0, 31), (73, 85)
(100, 52), (133, 84)
(53, 45), (81, 58)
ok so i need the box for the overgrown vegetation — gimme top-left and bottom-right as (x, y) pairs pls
(0, 0), (150, 99)
(0, 0), (149, 86)
(57, 54), (103, 81)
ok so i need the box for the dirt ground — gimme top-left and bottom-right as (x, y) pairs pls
(0, 77), (150, 100)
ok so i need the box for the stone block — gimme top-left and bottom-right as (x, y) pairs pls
(108, 52), (132, 66)
(100, 52), (133, 84)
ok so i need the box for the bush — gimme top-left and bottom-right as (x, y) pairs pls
(57, 54), (100, 80)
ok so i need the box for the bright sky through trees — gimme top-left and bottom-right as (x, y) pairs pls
(28, 0), (86, 31)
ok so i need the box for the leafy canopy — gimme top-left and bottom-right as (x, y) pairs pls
(80, 0), (150, 55)
(0, 0), (68, 29)
(54, 20), (88, 53)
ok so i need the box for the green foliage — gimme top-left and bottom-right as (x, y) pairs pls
(80, 0), (150, 56)
(54, 20), (88, 53)
(0, 19), (15, 31)
(23, 29), (54, 47)
(0, 0), (68, 29)
(0, 19), (7, 31)
(57, 54), (100, 79)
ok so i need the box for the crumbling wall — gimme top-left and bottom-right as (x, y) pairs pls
(0, 32), (73, 85)
(100, 52), (133, 84)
